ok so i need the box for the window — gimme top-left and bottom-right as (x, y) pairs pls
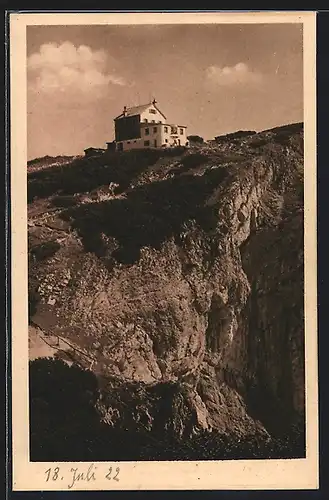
(153, 127), (157, 133)
(127, 141), (130, 144)
(145, 128), (149, 135)
(180, 128), (184, 135)
(151, 120), (155, 123)
(144, 140), (150, 146)
(149, 109), (156, 114)
(171, 126), (177, 134)
(159, 120), (162, 124)
(134, 140), (137, 143)
(165, 139), (168, 143)
(164, 126), (168, 133)
(144, 118), (148, 123)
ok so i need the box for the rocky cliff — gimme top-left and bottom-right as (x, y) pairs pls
(28, 123), (305, 460)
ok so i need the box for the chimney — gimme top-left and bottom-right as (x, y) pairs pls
(152, 98), (157, 106)
(123, 106), (127, 116)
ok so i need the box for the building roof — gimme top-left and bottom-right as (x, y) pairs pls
(114, 101), (167, 120)
(84, 147), (106, 153)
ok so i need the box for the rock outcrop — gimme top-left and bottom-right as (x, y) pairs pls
(28, 123), (305, 459)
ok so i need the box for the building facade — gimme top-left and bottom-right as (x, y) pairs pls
(113, 100), (188, 152)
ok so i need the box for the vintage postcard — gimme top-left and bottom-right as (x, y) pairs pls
(9, 10), (318, 491)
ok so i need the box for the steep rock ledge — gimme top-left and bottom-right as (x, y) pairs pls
(28, 123), (305, 456)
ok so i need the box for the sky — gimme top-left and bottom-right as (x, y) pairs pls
(27, 23), (303, 160)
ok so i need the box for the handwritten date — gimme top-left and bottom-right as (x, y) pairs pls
(45, 463), (120, 489)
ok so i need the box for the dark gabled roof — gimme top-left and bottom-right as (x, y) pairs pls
(84, 147), (106, 153)
(114, 102), (167, 120)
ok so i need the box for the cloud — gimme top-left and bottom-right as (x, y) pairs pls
(205, 62), (263, 86)
(28, 42), (127, 96)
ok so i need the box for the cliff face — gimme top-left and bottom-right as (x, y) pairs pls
(28, 123), (305, 457)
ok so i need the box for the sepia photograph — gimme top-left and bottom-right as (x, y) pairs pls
(10, 11), (318, 491)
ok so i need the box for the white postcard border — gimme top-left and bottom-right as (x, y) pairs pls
(10, 10), (318, 491)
